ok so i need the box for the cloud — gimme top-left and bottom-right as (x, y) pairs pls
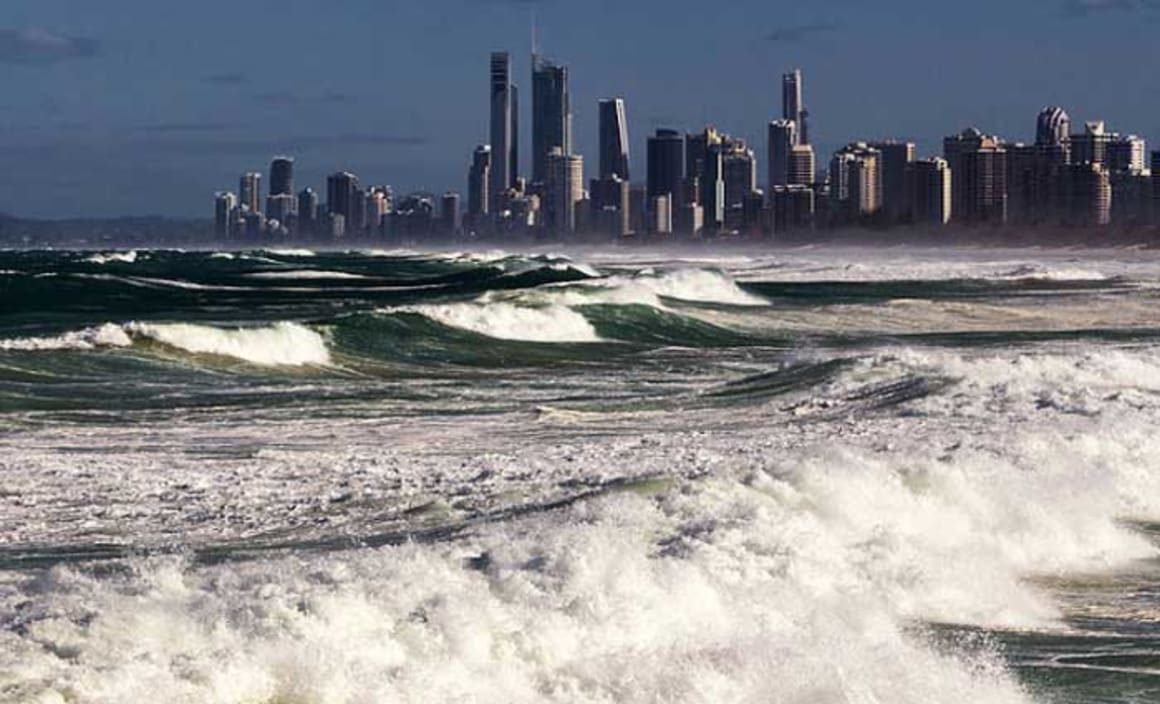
(0, 28), (99, 65)
(204, 72), (248, 85)
(764, 20), (842, 42)
(1061, 0), (1160, 14)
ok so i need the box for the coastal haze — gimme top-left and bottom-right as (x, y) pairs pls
(4, 1), (1160, 704)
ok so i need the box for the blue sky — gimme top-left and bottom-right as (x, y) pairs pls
(2, 0), (1160, 218)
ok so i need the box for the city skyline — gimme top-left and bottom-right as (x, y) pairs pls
(2, 0), (1160, 218)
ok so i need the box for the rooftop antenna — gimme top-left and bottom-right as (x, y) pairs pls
(531, 7), (539, 59)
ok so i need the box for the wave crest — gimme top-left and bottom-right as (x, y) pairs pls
(402, 303), (601, 343)
(127, 322), (330, 366)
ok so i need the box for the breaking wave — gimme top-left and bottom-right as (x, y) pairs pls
(401, 302), (602, 343)
(0, 322), (330, 367)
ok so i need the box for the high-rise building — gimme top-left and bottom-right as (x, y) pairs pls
(544, 147), (583, 236)
(1111, 172), (1152, 226)
(723, 141), (757, 209)
(768, 120), (796, 189)
(788, 145), (816, 186)
(1036, 107), (1071, 148)
(468, 145), (492, 224)
(647, 129), (686, 204)
(239, 172), (262, 213)
(722, 140), (757, 231)
(269, 156), (294, 197)
(1070, 121), (1111, 167)
(490, 52), (516, 210)
(298, 188), (319, 238)
(591, 175), (631, 238)
(214, 191), (237, 239)
(1107, 135), (1146, 174)
(649, 194), (673, 236)
(326, 171), (360, 226)
(830, 143), (881, 222)
(782, 68), (808, 145)
(441, 192), (462, 237)
(1056, 162), (1111, 227)
(599, 98), (630, 181)
(701, 141), (726, 232)
(909, 158), (952, 225)
(771, 185), (815, 234)
(265, 194), (297, 231)
(532, 54), (571, 185)
(364, 189), (390, 234)
(943, 128), (1008, 226)
(870, 141), (916, 223)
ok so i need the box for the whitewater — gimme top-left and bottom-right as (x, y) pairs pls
(2, 246), (1160, 704)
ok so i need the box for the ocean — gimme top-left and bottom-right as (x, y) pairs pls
(1, 245), (1159, 703)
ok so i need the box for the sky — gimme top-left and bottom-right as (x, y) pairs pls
(2, 0), (1160, 218)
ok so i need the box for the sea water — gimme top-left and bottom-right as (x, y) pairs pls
(1, 246), (1159, 703)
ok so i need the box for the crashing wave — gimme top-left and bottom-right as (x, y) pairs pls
(0, 322), (330, 366)
(126, 321), (330, 366)
(0, 323), (132, 351)
(85, 251), (139, 265)
(399, 302), (601, 343)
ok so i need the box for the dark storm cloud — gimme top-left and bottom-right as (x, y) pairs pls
(1061, 0), (1160, 15)
(0, 28), (99, 65)
(764, 21), (842, 42)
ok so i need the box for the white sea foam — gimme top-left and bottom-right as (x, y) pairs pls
(126, 321), (330, 366)
(0, 322), (330, 366)
(245, 270), (370, 280)
(85, 251), (138, 265)
(993, 264), (1109, 281)
(265, 248), (317, 257)
(407, 302), (601, 343)
(499, 268), (767, 310)
(0, 324), (132, 351)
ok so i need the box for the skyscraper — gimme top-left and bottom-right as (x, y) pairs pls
(599, 98), (630, 181)
(789, 145), (816, 186)
(909, 158), (952, 225)
(441, 192), (462, 237)
(489, 52), (516, 210)
(298, 188), (319, 238)
(532, 54), (571, 185)
(1036, 107), (1071, 148)
(768, 120), (796, 189)
(326, 171), (360, 226)
(723, 141), (757, 209)
(701, 141), (726, 232)
(544, 147), (583, 236)
(943, 128), (1008, 226)
(782, 69), (808, 145)
(1056, 163), (1111, 227)
(1107, 134), (1147, 174)
(647, 129), (685, 204)
(830, 143), (881, 222)
(870, 141), (916, 222)
(214, 191), (237, 239)
(239, 172), (262, 213)
(269, 156), (294, 197)
(468, 145), (492, 224)
(1070, 121), (1111, 167)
